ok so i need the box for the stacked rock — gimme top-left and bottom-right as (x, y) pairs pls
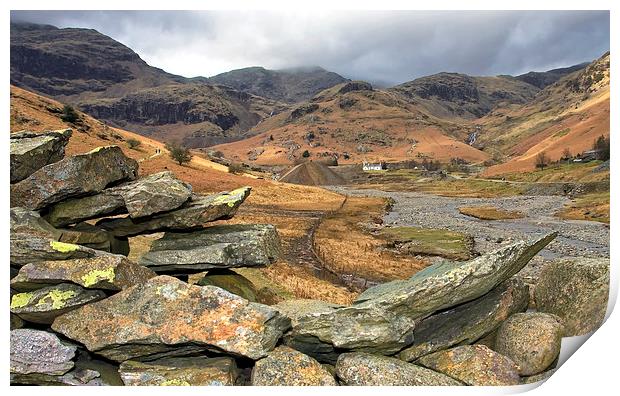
(9, 130), (610, 386)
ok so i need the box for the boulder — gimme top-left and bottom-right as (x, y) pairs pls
(197, 269), (260, 302)
(335, 353), (462, 386)
(11, 145), (138, 210)
(276, 235), (555, 361)
(11, 236), (104, 267)
(10, 129), (72, 183)
(10, 314), (24, 330)
(10, 329), (77, 383)
(11, 255), (156, 291)
(119, 357), (239, 386)
(399, 278), (529, 361)
(51, 275), (291, 361)
(521, 368), (557, 385)
(275, 299), (413, 363)
(46, 171), (192, 227)
(417, 345), (521, 386)
(494, 312), (564, 376)
(139, 224), (280, 272)
(11, 283), (106, 324)
(535, 258), (610, 336)
(96, 187), (251, 237)
(251, 346), (337, 386)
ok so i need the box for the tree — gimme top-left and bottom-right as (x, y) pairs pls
(228, 162), (244, 174)
(167, 143), (192, 165)
(60, 105), (80, 123)
(127, 138), (141, 150)
(593, 135), (610, 161)
(535, 151), (550, 169)
(561, 148), (572, 161)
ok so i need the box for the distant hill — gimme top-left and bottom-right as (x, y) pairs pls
(514, 62), (590, 89)
(10, 22), (285, 148)
(389, 73), (540, 120)
(211, 81), (490, 165)
(208, 66), (349, 103)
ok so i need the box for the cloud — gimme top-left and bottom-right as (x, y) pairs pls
(10, 10), (609, 85)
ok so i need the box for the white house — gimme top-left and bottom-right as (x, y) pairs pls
(362, 161), (385, 171)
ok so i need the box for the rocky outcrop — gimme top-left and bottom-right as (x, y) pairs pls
(11, 255), (156, 291)
(337, 81), (373, 94)
(335, 353), (462, 386)
(10, 329), (77, 383)
(10, 128), (72, 183)
(251, 346), (337, 386)
(494, 313), (564, 376)
(96, 187), (251, 237)
(11, 283), (106, 324)
(10, 146), (138, 210)
(277, 234), (555, 362)
(119, 357), (239, 386)
(399, 278), (529, 361)
(417, 345), (521, 386)
(46, 171), (192, 227)
(288, 103), (319, 121)
(52, 276), (291, 361)
(139, 224), (280, 272)
(535, 258), (610, 336)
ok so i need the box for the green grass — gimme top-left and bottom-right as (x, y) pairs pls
(379, 226), (474, 260)
(494, 161), (606, 183)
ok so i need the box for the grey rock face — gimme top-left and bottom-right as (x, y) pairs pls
(119, 356), (239, 386)
(399, 278), (529, 361)
(275, 299), (413, 363)
(535, 257), (610, 336)
(417, 345), (521, 386)
(251, 346), (337, 386)
(10, 283), (106, 324)
(10, 207), (108, 266)
(10, 129), (72, 183)
(96, 187), (251, 237)
(46, 171), (192, 227)
(139, 224), (280, 272)
(494, 312), (564, 376)
(335, 353), (462, 386)
(10, 329), (76, 377)
(10, 145), (138, 210)
(11, 254), (156, 291)
(51, 275), (291, 361)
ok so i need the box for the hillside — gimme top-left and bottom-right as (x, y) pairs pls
(389, 73), (540, 120)
(10, 22), (285, 148)
(279, 161), (346, 186)
(208, 66), (348, 103)
(478, 52), (610, 175)
(211, 81), (490, 165)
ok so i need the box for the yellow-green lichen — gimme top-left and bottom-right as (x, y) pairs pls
(36, 290), (77, 310)
(86, 145), (114, 154)
(81, 267), (116, 287)
(11, 292), (34, 309)
(160, 379), (191, 386)
(50, 240), (80, 253)
(211, 187), (249, 208)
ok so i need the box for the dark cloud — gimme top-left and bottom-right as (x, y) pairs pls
(10, 10), (609, 86)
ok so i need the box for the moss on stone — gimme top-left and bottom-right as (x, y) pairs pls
(81, 267), (116, 287)
(50, 240), (80, 253)
(11, 292), (34, 309)
(212, 187), (249, 208)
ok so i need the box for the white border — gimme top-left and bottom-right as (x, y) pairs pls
(2, 1), (616, 395)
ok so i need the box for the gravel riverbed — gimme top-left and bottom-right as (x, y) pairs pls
(327, 187), (610, 263)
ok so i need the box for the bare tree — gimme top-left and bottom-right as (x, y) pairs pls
(535, 151), (550, 169)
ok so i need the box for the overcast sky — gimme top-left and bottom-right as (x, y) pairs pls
(11, 10), (610, 86)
